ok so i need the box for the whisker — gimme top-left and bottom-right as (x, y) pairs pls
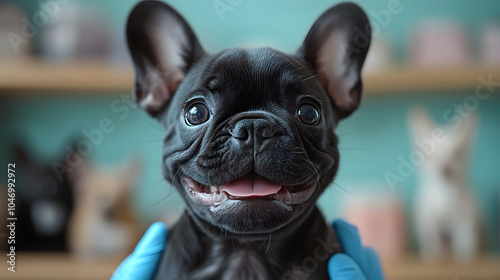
(292, 148), (306, 154)
(264, 233), (272, 255)
(149, 177), (167, 189)
(333, 182), (353, 196)
(328, 183), (336, 195)
(172, 164), (190, 186)
(133, 139), (165, 145)
(257, 236), (267, 251)
(141, 115), (166, 133)
(231, 236), (236, 251)
(336, 130), (357, 137)
(301, 74), (318, 82)
(338, 147), (370, 152)
(301, 158), (328, 189)
(147, 187), (176, 208)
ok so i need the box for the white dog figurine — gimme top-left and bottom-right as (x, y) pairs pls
(410, 107), (481, 261)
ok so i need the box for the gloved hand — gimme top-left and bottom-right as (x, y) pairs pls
(111, 219), (385, 280)
(329, 219), (385, 280)
(110, 222), (168, 280)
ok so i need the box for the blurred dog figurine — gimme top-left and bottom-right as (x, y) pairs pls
(127, 1), (371, 279)
(68, 159), (142, 258)
(13, 145), (74, 251)
(410, 107), (480, 261)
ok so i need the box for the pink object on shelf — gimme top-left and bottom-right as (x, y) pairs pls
(343, 194), (406, 260)
(0, 5), (31, 58)
(408, 19), (470, 67)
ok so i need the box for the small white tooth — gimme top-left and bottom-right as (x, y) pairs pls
(210, 186), (218, 193)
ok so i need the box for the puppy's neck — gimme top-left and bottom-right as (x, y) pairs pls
(157, 207), (340, 280)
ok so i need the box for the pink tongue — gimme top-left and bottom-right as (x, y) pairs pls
(220, 174), (282, 197)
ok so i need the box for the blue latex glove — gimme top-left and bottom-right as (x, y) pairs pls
(111, 222), (168, 280)
(329, 219), (385, 280)
(111, 219), (384, 280)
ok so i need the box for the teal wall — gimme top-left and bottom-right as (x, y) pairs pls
(4, 0), (500, 57)
(1, 0), (499, 251)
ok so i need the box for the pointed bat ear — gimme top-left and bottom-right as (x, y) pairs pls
(408, 106), (435, 139)
(127, 1), (205, 117)
(299, 3), (371, 119)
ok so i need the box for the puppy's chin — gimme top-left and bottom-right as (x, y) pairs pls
(181, 175), (319, 235)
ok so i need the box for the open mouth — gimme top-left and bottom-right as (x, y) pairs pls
(184, 173), (315, 206)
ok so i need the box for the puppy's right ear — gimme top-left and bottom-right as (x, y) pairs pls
(299, 3), (371, 119)
(127, 1), (204, 116)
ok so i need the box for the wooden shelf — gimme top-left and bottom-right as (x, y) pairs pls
(0, 253), (122, 280)
(0, 58), (134, 93)
(382, 255), (500, 280)
(0, 253), (498, 280)
(364, 66), (500, 95)
(1, 58), (499, 94)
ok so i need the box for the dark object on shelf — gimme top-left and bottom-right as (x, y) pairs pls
(13, 143), (75, 251)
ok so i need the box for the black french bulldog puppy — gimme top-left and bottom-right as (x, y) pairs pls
(127, 1), (370, 279)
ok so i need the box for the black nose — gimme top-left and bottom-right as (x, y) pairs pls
(230, 119), (277, 145)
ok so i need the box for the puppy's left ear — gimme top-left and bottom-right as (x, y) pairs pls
(127, 1), (205, 116)
(299, 3), (371, 119)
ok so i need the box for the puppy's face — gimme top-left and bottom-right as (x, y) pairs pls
(127, 1), (370, 235)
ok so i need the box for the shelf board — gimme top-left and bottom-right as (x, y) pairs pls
(0, 253), (122, 280)
(364, 66), (500, 95)
(382, 255), (500, 280)
(0, 58), (134, 93)
(1, 58), (499, 94)
(0, 253), (498, 280)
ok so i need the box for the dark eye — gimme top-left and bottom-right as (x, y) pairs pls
(185, 103), (210, 125)
(297, 103), (320, 125)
